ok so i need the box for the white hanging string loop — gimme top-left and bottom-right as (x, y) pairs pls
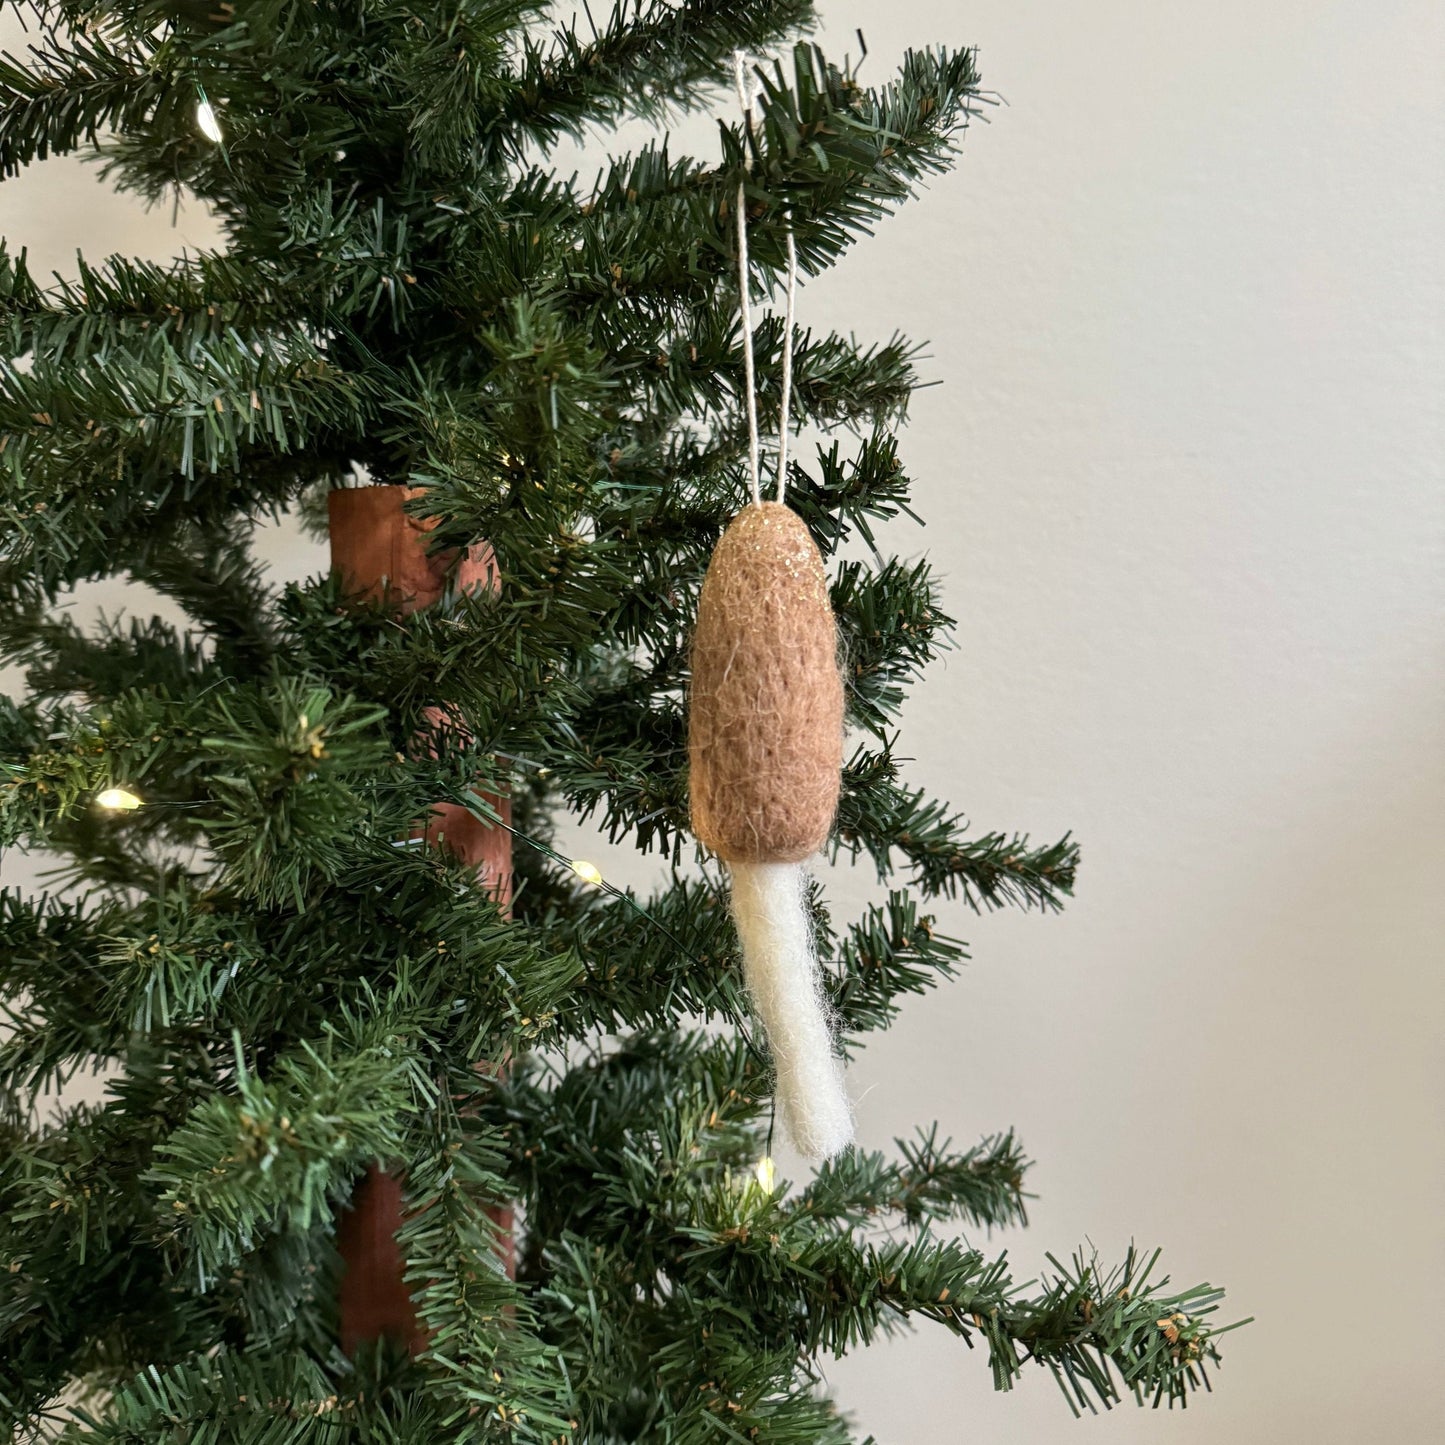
(733, 52), (762, 508)
(775, 221), (797, 501)
(732, 51), (798, 510)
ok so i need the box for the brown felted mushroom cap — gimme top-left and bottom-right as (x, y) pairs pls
(689, 501), (844, 863)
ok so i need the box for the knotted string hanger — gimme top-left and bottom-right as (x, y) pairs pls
(733, 51), (799, 508)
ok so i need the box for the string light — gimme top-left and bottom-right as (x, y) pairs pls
(570, 859), (603, 886)
(95, 787), (143, 811)
(195, 94), (224, 144)
(754, 1156), (776, 1193)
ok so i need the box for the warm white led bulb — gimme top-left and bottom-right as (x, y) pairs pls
(96, 787), (143, 811)
(570, 859), (603, 887)
(754, 1156), (776, 1193)
(195, 98), (224, 144)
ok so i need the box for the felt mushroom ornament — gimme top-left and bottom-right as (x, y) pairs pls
(689, 502), (852, 1159)
(685, 57), (854, 1161)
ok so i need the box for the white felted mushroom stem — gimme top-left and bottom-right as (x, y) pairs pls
(728, 859), (854, 1160)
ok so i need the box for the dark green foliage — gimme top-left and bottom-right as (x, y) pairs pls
(0, 3), (1235, 1440)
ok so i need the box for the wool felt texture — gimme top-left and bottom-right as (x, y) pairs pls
(688, 501), (844, 863)
(728, 860), (853, 1160)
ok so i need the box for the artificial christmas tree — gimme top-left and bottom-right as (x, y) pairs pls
(0, 3), (1236, 1440)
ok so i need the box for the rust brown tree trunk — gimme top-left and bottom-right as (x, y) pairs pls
(328, 484), (513, 1356)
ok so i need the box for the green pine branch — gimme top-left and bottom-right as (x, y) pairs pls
(60, 1350), (346, 1444)
(501, 0), (816, 152)
(796, 1127), (1030, 1233)
(834, 555), (952, 738)
(667, 1203), (1232, 1411)
(820, 888), (968, 1038)
(0, 23), (163, 179)
(0, 889), (129, 1102)
(840, 747), (1081, 909)
(147, 1022), (426, 1289)
(400, 1124), (577, 1444)
(582, 43), (984, 293)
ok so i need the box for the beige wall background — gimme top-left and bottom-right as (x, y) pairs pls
(2, 2), (1442, 1441)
